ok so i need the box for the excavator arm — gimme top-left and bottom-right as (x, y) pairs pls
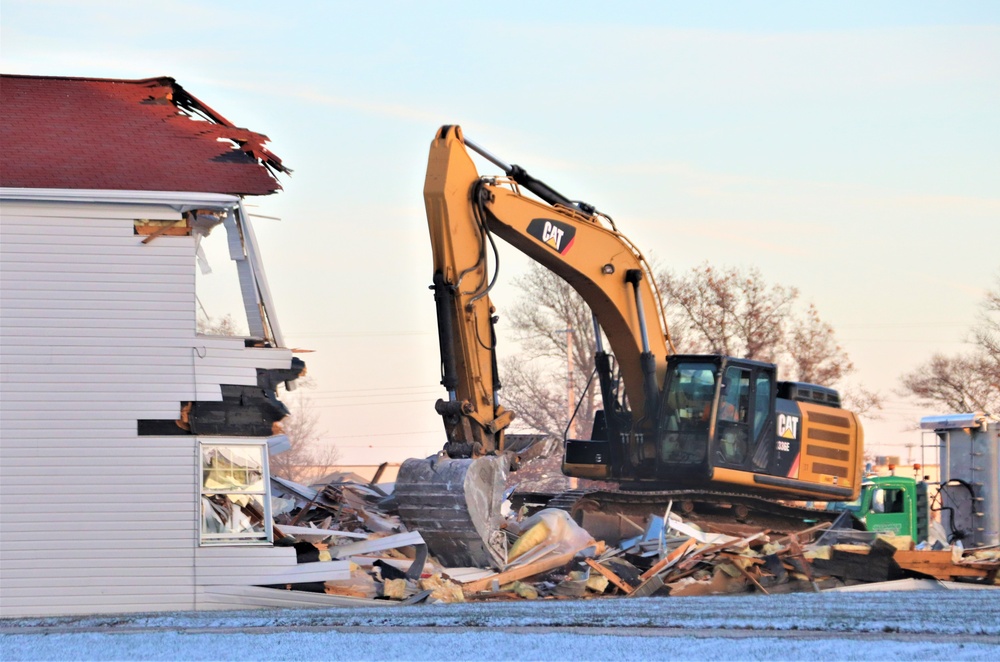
(397, 125), (675, 569)
(424, 124), (673, 456)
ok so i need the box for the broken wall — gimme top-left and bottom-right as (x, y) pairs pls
(0, 192), (300, 617)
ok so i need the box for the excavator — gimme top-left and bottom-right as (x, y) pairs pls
(394, 125), (864, 569)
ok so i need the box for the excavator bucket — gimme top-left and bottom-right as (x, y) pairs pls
(394, 454), (509, 570)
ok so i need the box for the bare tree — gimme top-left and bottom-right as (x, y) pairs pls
(499, 261), (878, 432)
(784, 303), (854, 386)
(500, 264), (599, 439)
(197, 313), (242, 336)
(900, 354), (998, 415)
(269, 382), (341, 484)
(658, 264), (796, 361)
(660, 263), (878, 415)
(975, 273), (1000, 376)
(899, 276), (1000, 416)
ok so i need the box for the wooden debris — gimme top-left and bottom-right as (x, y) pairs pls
(270, 473), (999, 606)
(811, 538), (904, 583)
(893, 550), (999, 582)
(585, 558), (635, 593)
(461, 550), (577, 595)
(639, 537), (697, 581)
(730, 559), (770, 594)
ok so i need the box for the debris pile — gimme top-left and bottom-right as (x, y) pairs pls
(268, 473), (998, 604)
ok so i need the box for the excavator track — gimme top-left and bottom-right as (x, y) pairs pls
(513, 488), (854, 539)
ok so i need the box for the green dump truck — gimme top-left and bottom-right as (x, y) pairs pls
(828, 413), (999, 548)
(827, 473), (929, 542)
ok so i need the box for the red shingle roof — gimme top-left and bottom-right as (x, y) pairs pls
(1, 74), (288, 196)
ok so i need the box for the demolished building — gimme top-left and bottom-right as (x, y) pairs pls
(0, 74), (351, 617)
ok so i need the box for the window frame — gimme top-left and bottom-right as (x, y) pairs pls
(198, 439), (274, 546)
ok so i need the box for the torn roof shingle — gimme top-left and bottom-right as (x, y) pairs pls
(1, 74), (289, 196)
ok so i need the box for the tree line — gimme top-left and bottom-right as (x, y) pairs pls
(500, 263), (998, 439)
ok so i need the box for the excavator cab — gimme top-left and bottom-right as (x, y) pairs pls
(565, 354), (781, 488)
(563, 355), (775, 489)
(656, 355), (775, 484)
(565, 351), (861, 503)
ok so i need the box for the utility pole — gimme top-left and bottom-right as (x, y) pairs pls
(554, 325), (576, 439)
(564, 323), (578, 489)
(565, 323), (574, 439)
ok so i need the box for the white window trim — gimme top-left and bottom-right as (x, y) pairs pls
(198, 438), (274, 546)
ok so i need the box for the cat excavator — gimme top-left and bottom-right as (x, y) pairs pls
(394, 125), (864, 569)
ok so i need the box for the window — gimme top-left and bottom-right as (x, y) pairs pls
(718, 367), (749, 423)
(752, 374), (771, 442)
(716, 367), (750, 465)
(200, 442), (272, 544)
(658, 362), (719, 464)
(750, 371), (775, 471)
(872, 488), (906, 514)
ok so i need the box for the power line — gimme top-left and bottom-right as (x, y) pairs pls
(311, 398), (435, 408)
(837, 323), (967, 329)
(303, 391), (438, 401)
(304, 385), (440, 396)
(841, 338), (968, 344)
(326, 430), (440, 439)
(286, 331), (435, 338)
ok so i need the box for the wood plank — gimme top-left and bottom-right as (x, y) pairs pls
(585, 558), (634, 593)
(676, 531), (768, 571)
(639, 538), (697, 581)
(731, 560), (770, 594)
(461, 551), (577, 594)
(893, 550), (993, 579)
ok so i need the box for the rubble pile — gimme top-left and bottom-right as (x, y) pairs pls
(268, 474), (999, 605)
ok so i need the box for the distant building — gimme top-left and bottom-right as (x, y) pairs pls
(0, 75), (347, 617)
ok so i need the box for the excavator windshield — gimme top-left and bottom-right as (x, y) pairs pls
(657, 360), (719, 466)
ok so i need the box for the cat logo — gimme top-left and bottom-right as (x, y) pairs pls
(527, 218), (576, 255)
(777, 413), (799, 439)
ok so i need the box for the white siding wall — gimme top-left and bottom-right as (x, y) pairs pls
(0, 197), (301, 617)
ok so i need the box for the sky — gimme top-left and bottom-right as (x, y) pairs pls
(2, 1), (998, 466)
(2, 590), (998, 660)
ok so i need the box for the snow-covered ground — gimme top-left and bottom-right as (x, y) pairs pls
(2, 588), (998, 661)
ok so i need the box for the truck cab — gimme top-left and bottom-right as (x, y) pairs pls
(827, 474), (929, 542)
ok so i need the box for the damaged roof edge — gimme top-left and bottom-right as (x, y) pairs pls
(0, 188), (241, 212)
(1, 74), (290, 195)
(167, 79), (291, 178)
(4, 74), (290, 179)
